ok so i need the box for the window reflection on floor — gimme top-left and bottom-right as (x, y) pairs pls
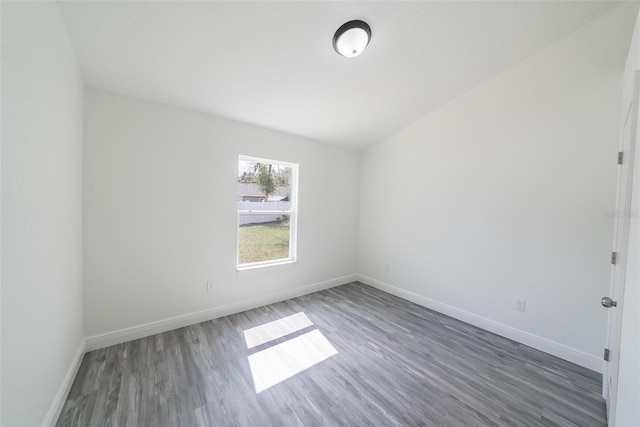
(244, 312), (338, 393)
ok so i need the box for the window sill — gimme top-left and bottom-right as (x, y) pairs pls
(236, 259), (297, 272)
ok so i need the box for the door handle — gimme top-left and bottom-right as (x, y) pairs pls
(601, 297), (618, 308)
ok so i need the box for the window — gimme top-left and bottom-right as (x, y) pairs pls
(237, 155), (298, 269)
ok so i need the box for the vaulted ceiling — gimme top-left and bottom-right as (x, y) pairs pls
(58, 1), (625, 149)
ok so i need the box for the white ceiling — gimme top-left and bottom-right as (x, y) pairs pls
(58, 1), (623, 150)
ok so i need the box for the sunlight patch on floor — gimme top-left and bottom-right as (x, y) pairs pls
(244, 312), (338, 393)
(247, 329), (338, 393)
(243, 312), (314, 349)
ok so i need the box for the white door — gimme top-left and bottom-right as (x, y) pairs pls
(603, 72), (639, 426)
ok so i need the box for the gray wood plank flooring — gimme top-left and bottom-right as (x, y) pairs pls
(57, 282), (606, 426)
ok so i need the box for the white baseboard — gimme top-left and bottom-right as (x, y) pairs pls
(43, 339), (86, 427)
(356, 274), (602, 373)
(85, 274), (356, 352)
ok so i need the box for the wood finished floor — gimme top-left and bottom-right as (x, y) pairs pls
(57, 282), (606, 426)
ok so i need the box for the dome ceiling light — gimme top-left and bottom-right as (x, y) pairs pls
(333, 20), (371, 58)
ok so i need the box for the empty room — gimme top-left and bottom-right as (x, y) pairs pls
(2, 1), (640, 426)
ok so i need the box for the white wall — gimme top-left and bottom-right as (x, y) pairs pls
(358, 5), (636, 371)
(1, 2), (85, 426)
(83, 88), (359, 339)
(615, 8), (640, 427)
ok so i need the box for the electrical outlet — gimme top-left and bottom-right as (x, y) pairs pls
(516, 299), (526, 312)
(207, 281), (215, 292)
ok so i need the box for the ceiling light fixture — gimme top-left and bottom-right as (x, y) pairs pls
(333, 20), (371, 58)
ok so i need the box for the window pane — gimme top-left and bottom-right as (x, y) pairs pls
(238, 159), (292, 212)
(238, 216), (290, 265)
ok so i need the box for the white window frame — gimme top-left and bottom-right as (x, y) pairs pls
(237, 155), (298, 270)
